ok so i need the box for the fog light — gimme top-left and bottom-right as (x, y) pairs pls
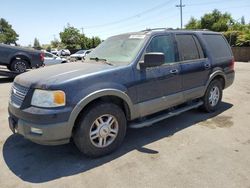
(30, 127), (43, 135)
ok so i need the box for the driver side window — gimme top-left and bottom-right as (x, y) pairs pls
(146, 35), (176, 63)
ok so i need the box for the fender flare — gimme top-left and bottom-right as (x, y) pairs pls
(205, 70), (226, 89)
(9, 52), (31, 64)
(68, 89), (137, 129)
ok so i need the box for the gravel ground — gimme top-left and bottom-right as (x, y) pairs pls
(0, 62), (250, 188)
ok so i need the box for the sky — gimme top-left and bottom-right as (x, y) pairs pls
(1, 0), (250, 46)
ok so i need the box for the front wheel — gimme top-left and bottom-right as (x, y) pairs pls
(201, 79), (223, 112)
(73, 102), (127, 158)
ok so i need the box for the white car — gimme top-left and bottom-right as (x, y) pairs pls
(57, 49), (71, 56)
(51, 49), (58, 55)
(44, 52), (67, 66)
(70, 49), (92, 60)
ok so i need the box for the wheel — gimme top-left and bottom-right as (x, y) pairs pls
(201, 79), (223, 112)
(73, 102), (127, 158)
(10, 59), (29, 73)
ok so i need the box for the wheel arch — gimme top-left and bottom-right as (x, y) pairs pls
(10, 54), (31, 67)
(69, 89), (136, 133)
(206, 70), (226, 89)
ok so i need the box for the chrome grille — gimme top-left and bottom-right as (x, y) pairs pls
(10, 83), (29, 108)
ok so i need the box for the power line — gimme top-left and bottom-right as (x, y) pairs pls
(187, 0), (247, 6)
(83, 0), (175, 29)
(176, 0), (185, 29)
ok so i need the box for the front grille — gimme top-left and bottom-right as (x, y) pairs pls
(10, 83), (29, 108)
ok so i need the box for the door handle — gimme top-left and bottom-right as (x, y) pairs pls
(204, 63), (211, 69)
(170, 69), (179, 74)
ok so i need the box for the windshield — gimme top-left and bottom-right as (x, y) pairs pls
(86, 34), (146, 65)
(75, 50), (85, 54)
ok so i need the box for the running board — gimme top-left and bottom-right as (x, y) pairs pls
(129, 101), (203, 129)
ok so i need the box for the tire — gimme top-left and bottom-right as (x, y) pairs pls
(201, 79), (223, 112)
(10, 59), (29, 73)
(73, 102), (127, 158)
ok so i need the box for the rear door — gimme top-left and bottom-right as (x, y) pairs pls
(175, 34), (210, 100)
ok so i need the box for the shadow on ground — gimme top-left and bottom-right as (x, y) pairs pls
(2, 102), (233, 183)
(0, 77), (14, 83)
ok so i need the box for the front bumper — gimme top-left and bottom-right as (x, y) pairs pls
(8, 103), (73, 145)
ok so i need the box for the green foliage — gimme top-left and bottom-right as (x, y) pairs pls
(200, 9), (233, 31)
(59, 24), (102, 50)
(223, 31), (241, 46)
(46, 45), (52, 52)
(186, 17), (201, 29)
(86, 36), (101, 49)
(0, 18), (19, 45)
(185, 9), (250, 46)
(51, 39), (61, 48)
(236, 30), (250, 46)
(33, 38), (41, 50)
(59, 24), (81, 49)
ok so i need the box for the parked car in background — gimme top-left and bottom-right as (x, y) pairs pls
(51, 49), (58, 55)
(57, 49), (71, 56)
(70, 49), (92, 60)
(0, 43), (44, 73)
(44, 52), (67, 66)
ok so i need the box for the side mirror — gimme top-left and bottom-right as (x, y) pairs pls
(140, 52), (165, 69)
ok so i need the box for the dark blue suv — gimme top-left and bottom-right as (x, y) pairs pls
(8, 29), (235, 157)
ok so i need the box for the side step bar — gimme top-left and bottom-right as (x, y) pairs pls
(129, 101), (203, 129)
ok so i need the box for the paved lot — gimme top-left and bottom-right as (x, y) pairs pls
(0, 62), (250, 188)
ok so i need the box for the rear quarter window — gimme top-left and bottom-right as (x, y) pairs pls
(203, 34), (232, 58)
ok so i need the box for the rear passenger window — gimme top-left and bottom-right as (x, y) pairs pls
(146, 35), (176, 63)
(203, 34), (232, 58)
(176, 34), (204, 61)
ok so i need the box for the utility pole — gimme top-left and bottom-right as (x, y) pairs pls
(80, 27), (84, 34)
(176, 0), (185, 29)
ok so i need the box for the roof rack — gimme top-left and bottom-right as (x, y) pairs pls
(140, 28), (173, 32)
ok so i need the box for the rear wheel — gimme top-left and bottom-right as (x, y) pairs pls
(73, 102), (127, 158)
(201, 79), (223, 112)
(10, 59), (29, 73)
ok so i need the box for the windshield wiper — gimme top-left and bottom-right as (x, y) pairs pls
(90, 57), (113, 66)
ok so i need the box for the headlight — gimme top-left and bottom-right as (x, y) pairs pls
(31, 89), (66, 108)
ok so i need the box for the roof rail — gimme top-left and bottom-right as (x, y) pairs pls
(191, 29), (210, 31)
(140, 28), (173, 32)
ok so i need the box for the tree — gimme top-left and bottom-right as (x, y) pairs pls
(33, 38), (41, 50)
(59, 24), (81, 49)
(79, 34), (87, 49)
(59, 23), (102, 49)
(0, 18), (19, 45)
(86, 36), (101, 49)
(185, 9), (233, 32)
(51, 39), (61, 48)
(185, 17), (201, 29)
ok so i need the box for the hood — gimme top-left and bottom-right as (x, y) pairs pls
(15, 61), (114, 88)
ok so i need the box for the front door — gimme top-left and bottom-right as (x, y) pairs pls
(134, 34), (183, 117)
